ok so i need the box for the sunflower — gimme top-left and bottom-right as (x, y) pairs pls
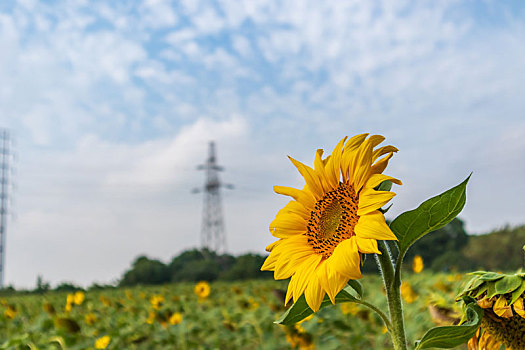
(412, 255), (424, 274)
(459, 271), (525, 349)
(261, 134), (401, 311)
(95, 335), (111, 349)
(73, 291), (85, 305)
(169, 312), (183, 325)
(195, 281), (211, 299)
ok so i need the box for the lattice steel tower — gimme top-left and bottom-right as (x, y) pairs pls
(0, 129), (11, 288)
(193, 142), (232, 253)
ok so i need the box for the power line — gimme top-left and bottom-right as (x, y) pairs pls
(192, 141), (233, 253)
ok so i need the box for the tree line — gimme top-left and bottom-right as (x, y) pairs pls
(4, 219), (524, 293)
(120, 219), (525, 287)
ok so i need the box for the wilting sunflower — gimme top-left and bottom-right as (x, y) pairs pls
(458, 271), (525, 349)
(261, 134), (401, 311)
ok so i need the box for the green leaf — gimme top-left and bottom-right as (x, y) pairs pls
(494, 275), (522, 295)
(479, 272), (504, 281)
(458, 276), (484, 297)
(472, 284), (488, 298)
(275, 283), (362, 325)
(415, 298), (483, 350)
(48, 336), (67, 350)
(486, 281), (501, 298)
(511, 279), (525, 304)
(391, 175), (470, 255)
(377, 180), (393, 192)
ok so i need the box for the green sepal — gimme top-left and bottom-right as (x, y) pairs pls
(494, 275), (523, 295)
(472, 285), (488, 298)
(479, 272), (504, 281)
(414, 296), (483, 350)
(390, 175), (470, 256)
(486, 282), (498, 298)
(511, 281), (525, 304)
(275, 281), (362, 325)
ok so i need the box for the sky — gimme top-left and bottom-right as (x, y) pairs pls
(0, 0), (524, 288)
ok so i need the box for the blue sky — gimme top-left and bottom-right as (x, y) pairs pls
(0, 0), (524, 288)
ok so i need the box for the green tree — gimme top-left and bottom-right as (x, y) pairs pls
(406, 218), (469, 271)
(120, 256), (169, 286)
(220, 253), (272, 280)
(463, 225), (525, 271)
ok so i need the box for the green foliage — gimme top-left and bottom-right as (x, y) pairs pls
(406, 218), (471, 271)
(0, 273), (464, 349)
(275, 281), (363, 325)
(219, 254), (273, 280)
(54, 283), (81, 293)
(120, 256), (170, 286)
(414, 297), (483, 350)
(391, 175), (470, 258)
(462, 225), (525, 271)
(120, 250), (272, 287)
(35, 275), (50, 293)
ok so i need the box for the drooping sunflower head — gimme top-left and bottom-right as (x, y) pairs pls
(458, 271), (525, 349)
(261, 134), (401, 311)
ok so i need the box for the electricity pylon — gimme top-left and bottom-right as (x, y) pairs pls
(193, 141), (233, 253)
(0, 129), (11, 288)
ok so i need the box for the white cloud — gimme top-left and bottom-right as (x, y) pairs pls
(140, 0), (178, 29)
(105, 115), (249, 187)
(231, 35), (251, 57)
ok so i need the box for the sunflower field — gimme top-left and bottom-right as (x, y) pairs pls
(0, 272), (467, 350)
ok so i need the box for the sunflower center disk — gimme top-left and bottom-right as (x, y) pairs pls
(483, 312), (525, 348)
(306, 183), (359, 259)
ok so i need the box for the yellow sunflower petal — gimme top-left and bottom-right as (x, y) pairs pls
(354, 211), (397, 240)
(512, 297), (525, 318)
(278, 200), (310, 219)
(327, 237), (362, 279)
(372, 145), (398, 162)
(317, 262), (347, 304)
(265, 240), (280, 252)
(261, 250), (279, 271)
(370, 152), (394, 175)
(273, 186), (315, 210)
(357, 188), (396, 216)
(325, 137), (347, 190)
(363, 174), (402, 190)
(273, 237), (315, 280)
(288, 156), (324, 199)
(343, 133), (369, 153)
(477, 296), (494, 309)
(368, 134), (385, 148)
(274, 252), (313, 280)
(285, 277), (294, 306)
(342, 133), (369, 182)
(493, 295), (513, 318)
(356, 237), (381, 254)
(304, 274), (325, 312)
(351, 139), (373, 192)
(269, 213), (307, 237)
(292, 254), (323, 303)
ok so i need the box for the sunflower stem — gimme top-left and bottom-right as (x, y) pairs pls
(376, 241), (407, 350)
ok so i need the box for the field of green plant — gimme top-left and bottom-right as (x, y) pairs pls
(0, 272), (466, 350)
